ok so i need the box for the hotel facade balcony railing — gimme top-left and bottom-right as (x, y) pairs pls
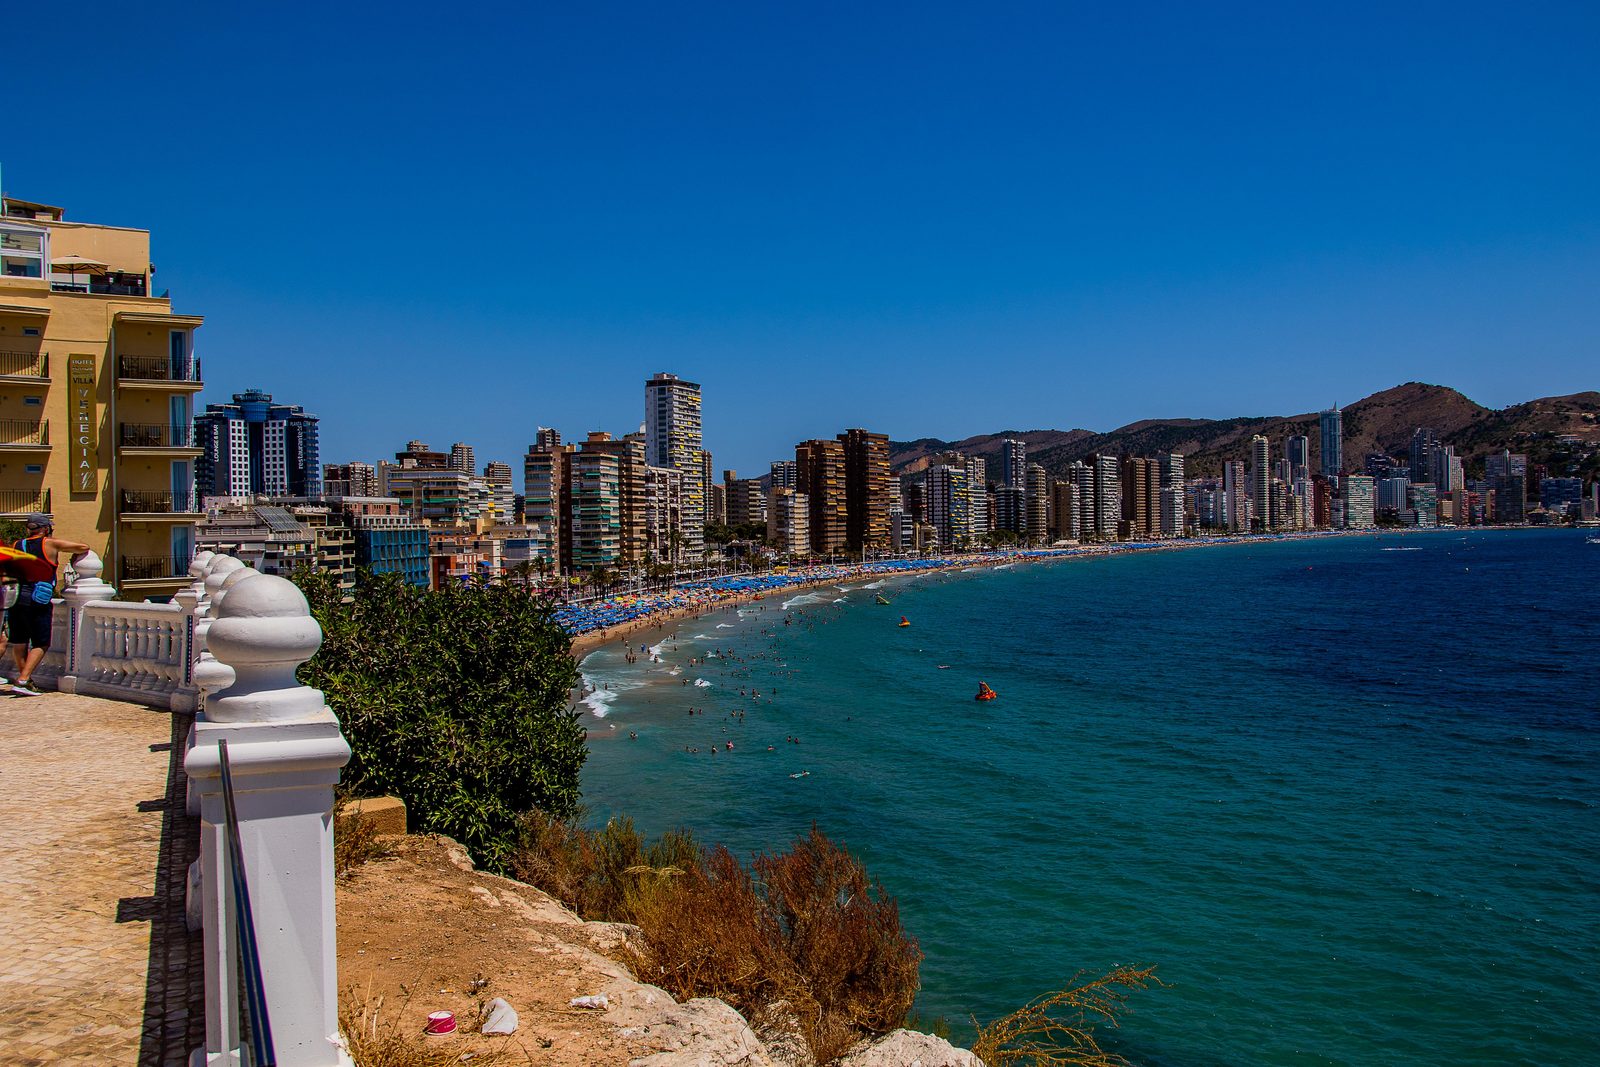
(121, 489), (197, 514)
(117, 354), (202, 383)
(120, 423), (197, 448)
(50, 277), (148, 297)
(121, 554), (195, 581)
(0, 488), (50, 516)
(0, 349), (48, 378)
(0, 419), (48, 446)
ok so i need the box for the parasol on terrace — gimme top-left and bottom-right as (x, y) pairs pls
(50, 254), (109, 291)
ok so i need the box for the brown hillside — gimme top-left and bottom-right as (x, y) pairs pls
(889, 382), (1600, 480)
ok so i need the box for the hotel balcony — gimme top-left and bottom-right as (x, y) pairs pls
(119, 489), (202, 520)
(0, 349), (48, 381)
(0, 488), (50, 517)
(119, 422), (201, 455)
(116, 354), (203, 395)
(120, 554), (194, 583)
(49, 276), (153, 298)
(0, 419), (49, 451)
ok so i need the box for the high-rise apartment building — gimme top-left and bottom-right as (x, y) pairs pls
(1120, 456), (1154, 538)
(1224, 461), (1249, 532)
(766, 487), (810, 555)
(644, 465), (683, 563)
(1319, 406), (1343, 478)
(1050, 480), (1079, 540)
(323, 462), (378, 498)
(1409, 428), (1438, 489)
(1485, 449), (1527, 523)
(796, 438), (847, 554)
(1250, 435), (1271, 531)
(195, 389), (321, 501)
(576, 431), (647, 567)
(1001, 439), (1027, 490)
(723, 471), (768, 528)
(483, 461), (514, 524)
(839, 428), (891, 553)
(925, 464), (967, 548)
(645, 373), (703, 554)
(1090, 454), (1121, 539)
(1067, 462), (1094, 539)
(1025, 463), (1050, 541)
(449, 442), (475, 474)
(0, 191), (208, 596)
(568, 448), (620, 570)
(1158, 453), (1186, 537)
(769, 460), (797, 490)
(964, 455), (989, 541)
(1286, 435), (1310, 485)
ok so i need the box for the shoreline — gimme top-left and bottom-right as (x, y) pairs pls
(564, 526), (1445, 663)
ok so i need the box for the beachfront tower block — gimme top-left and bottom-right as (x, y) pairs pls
(645, 373), (704, 555)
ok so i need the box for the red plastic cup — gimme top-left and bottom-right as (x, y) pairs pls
(424, 1011), (457, 1036)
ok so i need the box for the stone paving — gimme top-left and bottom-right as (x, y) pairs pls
(0, 692), (204, 1066)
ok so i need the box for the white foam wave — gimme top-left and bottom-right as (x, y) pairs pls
(693, 678), (713, 688)
(1381, 547), (1422, 552)
(716, 623), (735, 629)
(832, 597), (847, 603)
(582, 688), (617, 717)
(862, 580), (885, 589)
(782, 592), (825, 610)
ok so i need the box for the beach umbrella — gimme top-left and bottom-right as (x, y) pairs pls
(50, 254), (109, 291)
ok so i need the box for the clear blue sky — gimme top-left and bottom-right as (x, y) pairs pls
(8, 2), (1598, 476)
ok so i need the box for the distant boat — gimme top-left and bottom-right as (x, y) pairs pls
(1587, 535), (1600, 544)
(875, 593), (892, 605)
(897, 616), (911, 628)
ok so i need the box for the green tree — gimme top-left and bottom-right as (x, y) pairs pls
(295, 569), (584, 872)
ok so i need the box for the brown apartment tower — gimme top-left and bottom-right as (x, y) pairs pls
(796, 438), (848, 554)
(838, 428), (890, 552)
(576, 431), (647, 566)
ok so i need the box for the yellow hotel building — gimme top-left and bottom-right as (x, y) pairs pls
(0, 193), (203, 598)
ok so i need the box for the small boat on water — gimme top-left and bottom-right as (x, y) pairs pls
(897, 616), (911, 628)
(975, 682), (998, 702)
(789, 770), (811, 779)
(875, 594), (892, 605)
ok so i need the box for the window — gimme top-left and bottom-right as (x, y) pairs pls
(22, 396), (41, 406)
(24, 464), (42, 474)
(1, 225), (46, 279)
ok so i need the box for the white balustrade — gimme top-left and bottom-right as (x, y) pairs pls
(44, 548), (355, 1065)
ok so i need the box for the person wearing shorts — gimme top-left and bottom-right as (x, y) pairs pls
(3, 513), (88, 695)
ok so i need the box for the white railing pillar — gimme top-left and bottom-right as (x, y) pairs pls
(183, 571), (352, 1067)
(55, 551), (118, 695)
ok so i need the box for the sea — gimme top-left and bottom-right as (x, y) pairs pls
(575, 528), (1599, 1066)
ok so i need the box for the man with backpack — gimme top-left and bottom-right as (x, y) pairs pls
(2, 513), (89, 695)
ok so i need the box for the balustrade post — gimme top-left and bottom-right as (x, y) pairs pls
(57, 551), (118, 695)
(183, 572), (352, 1067)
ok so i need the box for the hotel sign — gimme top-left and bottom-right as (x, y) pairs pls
(69, 354), (97, 496)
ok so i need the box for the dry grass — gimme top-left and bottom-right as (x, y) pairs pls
(340, 992), (505, 1067)
(970, 965), (1162, 1067)
(334, 797), (396, 878)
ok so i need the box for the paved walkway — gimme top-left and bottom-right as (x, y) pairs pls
(0, 692), (203, 1066)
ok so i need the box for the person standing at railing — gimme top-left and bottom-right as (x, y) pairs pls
(0, 513), (88, 695)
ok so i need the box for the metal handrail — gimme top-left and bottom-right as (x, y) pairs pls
(0, 419), (48, 446)
(0, 488), (50, 516)
(117, 354), (203, 382)
(121, 555), (192, 581)
(218, 740), (276, 1067)
(120, 489), (196, 513)
(120, 423), (196, 448)
(0, 350), (47, 377)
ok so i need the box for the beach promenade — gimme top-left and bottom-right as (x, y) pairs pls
(0, 692), (202, 1066)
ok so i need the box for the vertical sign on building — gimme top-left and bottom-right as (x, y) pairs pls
(69, 355), (98, 496)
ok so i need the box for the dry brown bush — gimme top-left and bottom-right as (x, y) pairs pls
(340, 994), (505, 1067)
(511, 819), (922, 1065)
(334, 797), (395, 878)
(970, 965), (1161, 1067)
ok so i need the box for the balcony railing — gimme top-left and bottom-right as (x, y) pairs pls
(0, 488), (49, 516)
(120, 423), (196, 448)
(120, 555), (194, 581)
(121, 489), (197, 514)
(0, 350), (47, 378)
(117, 354), (202, 383)
(0, 419), (48, 447)
(49, 277), (148, 297)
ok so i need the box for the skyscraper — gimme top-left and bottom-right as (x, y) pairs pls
(1250, 435), (1271, 531)
(796, 438), (848, 554)
(483, 461), (514, 523)
(1001, 439), (1027, 490)
(1091, 454), (1121, 539)
(1286, 435), (1310, 484)
(1025, 463), (1050, 542)
(1319, 406), (1343, 478)
(645, 372), (704, 554)
(577, 431), (647, 566)
(925, 463), (967, 548)
(769, 460), (797, 490)
(196, 389), (321, 501)
(839, 428), (891, 552)
(1340, 474), (1375, 528)
(449, 442), (475, 474)
(964, 455), (990, 542)
(323, 462), (378, 498)
(1409, 428), (1438, 487)
(1224, 461), (1248, 532)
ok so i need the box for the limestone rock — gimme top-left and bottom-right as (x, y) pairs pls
(627, 996), (777, 1066)
(837, 1029), (986, 1067)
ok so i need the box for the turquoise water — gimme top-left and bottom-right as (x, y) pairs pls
(577, 530), (1600, 1066)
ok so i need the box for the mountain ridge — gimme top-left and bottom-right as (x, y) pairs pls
(889, 383), (1600, 481)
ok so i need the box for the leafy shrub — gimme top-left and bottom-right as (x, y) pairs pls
(296, 570), (584, 872)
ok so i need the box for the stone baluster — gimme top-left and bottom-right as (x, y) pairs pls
(57, 551), (118, 696)
(183, 572), (353, 1067)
